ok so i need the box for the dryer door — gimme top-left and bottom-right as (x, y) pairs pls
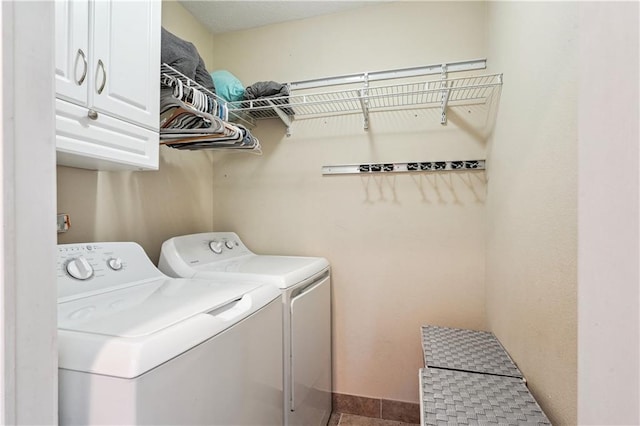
(290, 274), (331, 424)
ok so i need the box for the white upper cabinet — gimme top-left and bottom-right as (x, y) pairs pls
(91, 1), (160, 131)
(55, 0), (160, 171)
(55, 0), (89, 104)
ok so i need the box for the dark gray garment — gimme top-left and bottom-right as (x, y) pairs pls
(243, 81), (289, 100)
(243, 81), (293, 117)
(161, 27), (215, 92)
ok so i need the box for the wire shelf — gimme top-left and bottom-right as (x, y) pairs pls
(162, 59), (503, 136)
(234, 73), (501, 119)
(229, 58), (502, 134)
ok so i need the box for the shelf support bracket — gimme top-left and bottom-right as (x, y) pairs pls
(358, 73), (370, 130)
(267, 99), (292, 137)
(439, 64), (450, 125)
(440, 89), (450, 124)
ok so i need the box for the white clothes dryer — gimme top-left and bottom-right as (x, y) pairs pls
(159, 232), (332, 426)
(57, 242), (283, 425)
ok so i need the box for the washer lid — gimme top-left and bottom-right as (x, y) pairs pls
(58, 277), (280, 379)
(194, 255), (329, 289)
(58, 278), (260, 337)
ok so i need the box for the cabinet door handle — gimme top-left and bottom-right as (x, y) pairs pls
(75, 49), (87, 86)
(96, 59), (106, 94)
(87, 109), (98, 120)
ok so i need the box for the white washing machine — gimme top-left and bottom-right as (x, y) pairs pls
(159, 232), (332, 426)
(57, 242), (283, 425)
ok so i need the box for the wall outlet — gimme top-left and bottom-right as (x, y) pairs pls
(57, 214), (70, 233)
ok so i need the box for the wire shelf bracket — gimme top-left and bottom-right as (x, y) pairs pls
(359, 73), (370, 130)
(439, 64), (450, 124)
(267, 99), (293, 137)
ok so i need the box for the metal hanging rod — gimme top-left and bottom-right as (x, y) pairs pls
(289, 59), (487, 91)
(322, 160), (486, 176)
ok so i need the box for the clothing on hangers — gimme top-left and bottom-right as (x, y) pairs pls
(160, 64), (261, 153)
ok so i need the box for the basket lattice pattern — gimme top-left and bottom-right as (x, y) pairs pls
(421, 325), (522, 378)
(421, 368), (551, 425)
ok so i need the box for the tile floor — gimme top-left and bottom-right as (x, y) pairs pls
(331, 393), (420, 424)
(329, 412), (419, 426)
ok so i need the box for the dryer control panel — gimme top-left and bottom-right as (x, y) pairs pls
(158, 232), (256, 278)
(57, 242), (164, 302)
(172, 232), (252, 260)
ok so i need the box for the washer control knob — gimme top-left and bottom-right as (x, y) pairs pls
(107, 257), (123, 271)
(209, 240), (223, 254)
(225, 240), (234, 249)
(66, 256), (94, 280)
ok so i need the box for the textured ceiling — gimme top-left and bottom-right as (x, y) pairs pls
(179, 1), (383, 34)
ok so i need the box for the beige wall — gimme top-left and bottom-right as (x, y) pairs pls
(209, 2), (487, 84)
(578, 3), (639, 423)
(208, 2), (489, 403)
(485, 2), (578, 424)
(161, 0), (214, 68)
(57, 0), (215, 263)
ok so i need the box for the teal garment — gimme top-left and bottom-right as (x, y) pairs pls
(211, 70), (245, 103)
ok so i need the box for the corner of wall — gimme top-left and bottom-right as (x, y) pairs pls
(484, 2), (579, 424)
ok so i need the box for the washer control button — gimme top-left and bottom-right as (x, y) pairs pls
(66, 256), (94, 280)
(209, 240), (223, 254)
(107, 257), (123, 271)
(224, 241), (234, 250)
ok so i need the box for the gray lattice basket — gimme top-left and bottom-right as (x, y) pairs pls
(420, 368), (550, 425)
(421, 325), (522, 378)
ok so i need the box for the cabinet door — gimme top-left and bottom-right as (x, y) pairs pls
(54, 0), (89, 104)
(91, 0), (160, 132)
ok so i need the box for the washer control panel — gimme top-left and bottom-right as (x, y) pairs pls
(57, 242), (164, 302)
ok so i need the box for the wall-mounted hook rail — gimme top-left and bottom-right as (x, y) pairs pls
(322, 160), (485, 176)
